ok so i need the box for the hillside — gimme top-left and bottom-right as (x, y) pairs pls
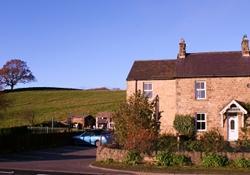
(0, 90), (125, 128)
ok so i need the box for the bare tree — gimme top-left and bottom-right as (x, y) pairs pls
(0, 59), (36, 90)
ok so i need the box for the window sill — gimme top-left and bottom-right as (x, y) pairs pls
(196, 129), (206, 132)
(196, 98), (207, 101)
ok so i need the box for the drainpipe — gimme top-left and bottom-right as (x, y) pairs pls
(135, 80), (138, 93)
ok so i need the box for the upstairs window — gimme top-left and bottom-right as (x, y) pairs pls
(196, 113), (206, 131)
(143, 82), (153, 98)
(195, 81), (206, 100)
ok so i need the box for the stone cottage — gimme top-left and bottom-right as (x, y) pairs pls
(127, 35), (250, 141)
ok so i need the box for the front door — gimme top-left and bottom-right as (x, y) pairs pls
(227, 114), (238, 141)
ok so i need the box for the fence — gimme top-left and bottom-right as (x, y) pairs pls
(0, 126), (83, 153)
(28, 126), (68, 134)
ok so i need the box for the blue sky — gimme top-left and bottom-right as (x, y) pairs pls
(0, 0), (250, 89)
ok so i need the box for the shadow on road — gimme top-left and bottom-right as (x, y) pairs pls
(0, 145), (96, 162)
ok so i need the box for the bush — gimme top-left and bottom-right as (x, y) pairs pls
(234, 158), (250, 168)
(173, 114), (195, 138)
(124, 151), (142, 165)
(125, 128), (157, 154)
(156, 134), (178, 152)
(156, 152), (190, 166)
(202, 153), (228, 167)
(113, 91), (160, 153)
(183, 140), (204, 152)
(200, 129), (225, 153)
(156, 151), (173, 166)
(172, 154), (191, 166)
(104, 158), (114, 164)
(237, 139), (250, 152)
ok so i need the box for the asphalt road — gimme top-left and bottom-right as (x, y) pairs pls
(0, 146), (132, 175)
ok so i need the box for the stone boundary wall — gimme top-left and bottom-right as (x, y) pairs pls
(97, 146), (250, 164)
(96, 146), (128, 162)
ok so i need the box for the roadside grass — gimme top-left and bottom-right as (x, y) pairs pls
(93, 161), (250, 175)
(0, 90), (125, 128)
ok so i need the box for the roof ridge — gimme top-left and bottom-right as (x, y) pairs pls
(188, 51), (241, 55)
(134, 59), (176, 62)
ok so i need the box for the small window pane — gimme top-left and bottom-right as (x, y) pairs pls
(144, 91), (152, 98)
(200, 82), (205, 89)
(197, 123), (201, 130)
(230, 120), (235, 130)
(195, 82), (201, 89)
(201, 122), (205, 129)
(148, 83), (152, 89)
(197, 114), (201, 120)
(197, 91), (201, 99)
(200, 90), (205, 98)
(196, 91), (200, 98)
(201, 114), (205, 120)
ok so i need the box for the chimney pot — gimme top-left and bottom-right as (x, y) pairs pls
(241, 35), (250, 57)
(178, 38), (186, 59)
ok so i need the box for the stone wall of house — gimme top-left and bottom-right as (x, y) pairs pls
(176, 77), (250, 139)
(126, 81), (136, 99)
(127, 77), (250, 138)
(127, 80), (176, 134)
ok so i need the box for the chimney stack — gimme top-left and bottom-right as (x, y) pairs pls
(241, 35), (250, 57)
(178, 38), (186, 59)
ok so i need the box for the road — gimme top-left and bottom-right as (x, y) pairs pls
(0, 146), (132, 175)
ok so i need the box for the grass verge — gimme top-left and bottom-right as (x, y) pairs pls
(93, 161), (250, 174)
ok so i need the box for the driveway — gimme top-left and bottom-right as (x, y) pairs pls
(0, 146), (132, 175)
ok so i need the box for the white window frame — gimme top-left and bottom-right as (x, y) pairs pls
(195, 81), (206, 100)
(196, 113), (207, 131)
(143, 82), (153, 98)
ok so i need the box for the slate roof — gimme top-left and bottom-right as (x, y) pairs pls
(126, 60), (176, 80)
(126, 51), (250, 80)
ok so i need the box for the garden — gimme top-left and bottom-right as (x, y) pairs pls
(95, 91), (250, 174)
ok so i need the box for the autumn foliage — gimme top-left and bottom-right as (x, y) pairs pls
(113, 91), (160, 153)
(0, 59), (35, 90)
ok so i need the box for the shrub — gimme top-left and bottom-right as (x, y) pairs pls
(113, 91), (160, 153)
(234, 158), (250, 168)
(156, 151), (173, 166)
(200, 129), (225, 153)
(124, 151), (142, 165)
(202, 153), (228, 167)
(173, 114), (195, 138)
(237, 139), (250, 152)
(183, 140), (204, 152)
(172, 154), (191, 166)
(104, 158), (114, 164)
(125, 128), (157, 154)
(156, 152), (191, 166)
(156, 134), (178, 152)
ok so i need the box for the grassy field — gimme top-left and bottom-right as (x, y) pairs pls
(0, 89), (125, 128)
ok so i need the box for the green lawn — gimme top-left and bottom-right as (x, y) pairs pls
(0, 90), (125, 128)
(93, 161), (250, 175)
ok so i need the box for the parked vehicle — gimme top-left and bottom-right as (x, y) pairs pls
(72, 129), (112, 146)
